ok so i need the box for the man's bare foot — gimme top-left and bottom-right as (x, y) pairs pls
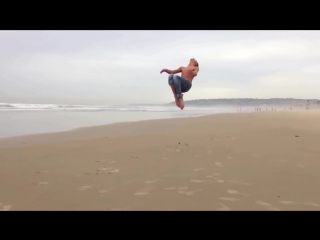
(175, 100), (180, 108)
(178, 98), (184, 110)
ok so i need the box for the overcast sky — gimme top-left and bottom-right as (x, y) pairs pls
(1, 30), (320, 105)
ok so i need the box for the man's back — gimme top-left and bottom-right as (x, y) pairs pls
(181, 65), (198, 83)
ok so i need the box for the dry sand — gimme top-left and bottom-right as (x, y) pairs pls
(1, 110), (320, 210)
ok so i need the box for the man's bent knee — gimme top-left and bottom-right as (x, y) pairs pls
(168, 74), (174, 85)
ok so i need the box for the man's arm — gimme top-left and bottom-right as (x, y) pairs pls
(160, 67), (183, 74)
(192, 67), (199, 76)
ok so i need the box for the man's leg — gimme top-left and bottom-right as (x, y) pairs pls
(172, 77), (184, 110)
(179, 77), (192, 110)
(170, 85), (181, 108)
(168, 74), (183, 109)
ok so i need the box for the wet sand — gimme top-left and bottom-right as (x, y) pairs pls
(1, 110), (320, 210)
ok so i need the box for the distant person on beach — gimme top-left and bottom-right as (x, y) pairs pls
(160, 58), (199, 110)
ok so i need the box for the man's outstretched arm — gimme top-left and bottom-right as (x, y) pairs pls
(160, 67), (183, 74)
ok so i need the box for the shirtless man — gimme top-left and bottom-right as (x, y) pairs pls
(160, 58), (199, 109)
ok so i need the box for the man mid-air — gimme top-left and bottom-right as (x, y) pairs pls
(160, 58), (199, 110)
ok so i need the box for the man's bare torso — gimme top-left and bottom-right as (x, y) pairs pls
(180, 66), (198, 83)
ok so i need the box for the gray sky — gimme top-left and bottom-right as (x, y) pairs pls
(1, 30), (320, 105)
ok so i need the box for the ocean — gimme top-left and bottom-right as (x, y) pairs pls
(0, 103), (238, 138)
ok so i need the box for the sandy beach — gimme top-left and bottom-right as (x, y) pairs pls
(1, 110), (320, 210)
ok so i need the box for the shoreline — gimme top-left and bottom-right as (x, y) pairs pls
(0, 109), (219, 140)
(0, 112), (224, 148)
(0, 110), (238, 144)
(0, 108), (311, 142)
(0, 106), (311, 141)
(0, 109), (312, 149)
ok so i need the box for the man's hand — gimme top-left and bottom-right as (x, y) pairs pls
(160, 67), (183, 74)
(160, 68), (170, 74)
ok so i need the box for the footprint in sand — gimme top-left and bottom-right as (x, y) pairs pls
(109, 169), (119, 174)
(32, 182), (48, 185)
(179, 189), (203, 196)
(164, 186), (187, 191)
(165, 148), (175, 151)
(164, 187), (179, 190)
(279, 201), (320, 207)
(107, 208), (128, 211)
(79, 186), (91, 190)
(226, 180), (251, 186)
(95, 160), (107, 163)
(301, 202), (320, 207)
(300, 202), (320, 207)
(99, 188), (115, 196)
(219, 197), (241, 202)
(214, 178), (224, 183)
(191, 180), (203, 183)
(191, 179), (213, 183)
(227, 190), (248, 196)
(3, 205), (12, 211)
(255, 201), (280, 210)
(215, 161), (224, 167)
(97, 167), (113, 171)
(135, 185), (153, 196)
(36, 170), (49, 173)
(99, 190), (110, 194)
(278, 201), (298, 206)
(217, 203), (231, 211)
(134, 192), (149, 196)
(193, 168), (204, 172)
(177, 187), (188, 194)
(227, 190), (240, 194)
(145, 180), (161, 184)
(185, 191), (201, 196)
(0, 203), (12, 211)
